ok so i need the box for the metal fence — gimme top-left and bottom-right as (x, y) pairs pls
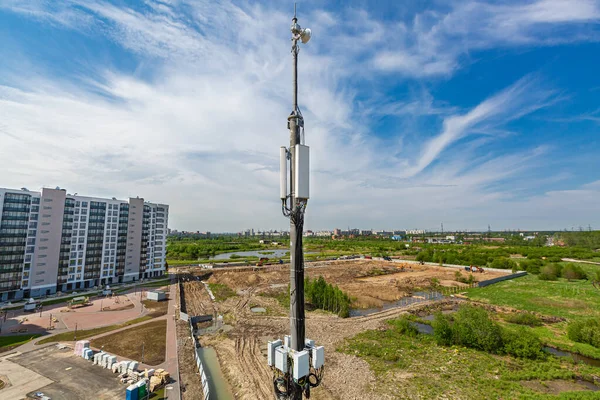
(189, 320), (210, 400)
(477, 271), (527, 287)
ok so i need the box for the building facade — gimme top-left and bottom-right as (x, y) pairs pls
(0, 187), (169, 301)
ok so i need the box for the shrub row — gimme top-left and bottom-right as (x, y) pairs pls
(538, 263), (587, 281)
(431, 305), (545, 359)
(567, 319), (600, 348)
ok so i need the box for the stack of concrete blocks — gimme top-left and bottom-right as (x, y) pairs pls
(83, 349), (94, 360)
(101, 353), (110, 368)
(120, 361), (131, 374)
(128, 361), (139, 375)
(74, 340), (90, 356)
(144, 369), (155, 378)
(106, 355), (117, 369)
(93, 352), (105, 366)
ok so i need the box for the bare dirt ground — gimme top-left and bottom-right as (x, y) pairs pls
(206, 260), (506, 309)
(178, 260), (490, 400)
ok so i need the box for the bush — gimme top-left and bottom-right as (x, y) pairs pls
(538, 263), (563, 281)
(389, 317), (420, 337)
(561, 264), (587, 281)
(304, 276), (352, 318)
(431, 305), (544, 359)
(432, 312), (453, 346)
(567, 319), (600, 348)
(502, 327), (545, 359)
(489, 257), (518, 271)
(504, 312), (542, 327)
(519, 259), (543, 274)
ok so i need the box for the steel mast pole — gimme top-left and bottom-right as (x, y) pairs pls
(289, 5), (305, 358)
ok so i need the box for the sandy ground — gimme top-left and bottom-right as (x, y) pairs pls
(179, 260), (489, 400)
(205, 260), (506, 309)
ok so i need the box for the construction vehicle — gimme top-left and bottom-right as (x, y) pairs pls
(68, 296), (90, 309)
(468, 265), (484, 273)
(149, 369), (170, 392)
(256, 257), (269, 266)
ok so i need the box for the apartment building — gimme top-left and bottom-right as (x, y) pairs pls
(0, 187), (169, 301)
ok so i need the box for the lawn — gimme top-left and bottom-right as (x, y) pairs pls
(0, 334), (42, 353)
(466, 274), (600, 358)
(37, 315), (153, 344)
(340, 318), (600, 399)
(90, 319), (166, 366)
(208, 283), (236, 302)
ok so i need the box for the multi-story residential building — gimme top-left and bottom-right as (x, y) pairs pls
(0, 187), (169, 301)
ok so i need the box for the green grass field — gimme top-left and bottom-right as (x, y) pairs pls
(37, 315), (153, 344)
(466, 272), (600, 359)
(207, 283), (237, 302)
(340, 320), (600, 399)
(0, 334), (42, 353)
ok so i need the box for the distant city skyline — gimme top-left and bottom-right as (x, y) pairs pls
(1, 1), (599, 231)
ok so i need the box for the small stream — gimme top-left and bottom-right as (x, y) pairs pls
(197, 347), (235, 400)
(349, 291), (444, 317)
(544, 347), (600, 368)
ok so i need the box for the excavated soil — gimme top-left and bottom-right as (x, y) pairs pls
(179, 260), (492, 399)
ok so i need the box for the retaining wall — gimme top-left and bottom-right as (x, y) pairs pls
(189, 320), (210, 400)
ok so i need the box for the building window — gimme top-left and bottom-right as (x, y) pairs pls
(79, 230), (85, 236)
(82, 201), (88, 207)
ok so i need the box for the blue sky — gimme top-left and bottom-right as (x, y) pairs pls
(0, 0), (599, 232)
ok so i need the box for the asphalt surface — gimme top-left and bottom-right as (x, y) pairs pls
(10, 346), (126, 400)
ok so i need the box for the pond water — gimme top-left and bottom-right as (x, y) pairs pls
(544, 347), (600, 368)
(210, 250), (290, 260)
(349, 291), (444, 317)
(197, 347), (234, 400)
(411, 321), (434, 335)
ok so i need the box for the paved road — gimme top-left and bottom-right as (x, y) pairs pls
(562, 258), (600, 265)
(164, 280), (181, 400)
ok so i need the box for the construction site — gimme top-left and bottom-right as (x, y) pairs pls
(176, 259), (511, 399)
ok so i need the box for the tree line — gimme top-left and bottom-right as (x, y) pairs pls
(304, 276), (351, 318)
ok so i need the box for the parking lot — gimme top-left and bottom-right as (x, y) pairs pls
(2, 346), (126, 399)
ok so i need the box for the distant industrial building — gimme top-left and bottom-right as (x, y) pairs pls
(0, 187), (168, 301)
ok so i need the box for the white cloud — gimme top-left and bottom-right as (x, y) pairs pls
(0, 0), (598, 231)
